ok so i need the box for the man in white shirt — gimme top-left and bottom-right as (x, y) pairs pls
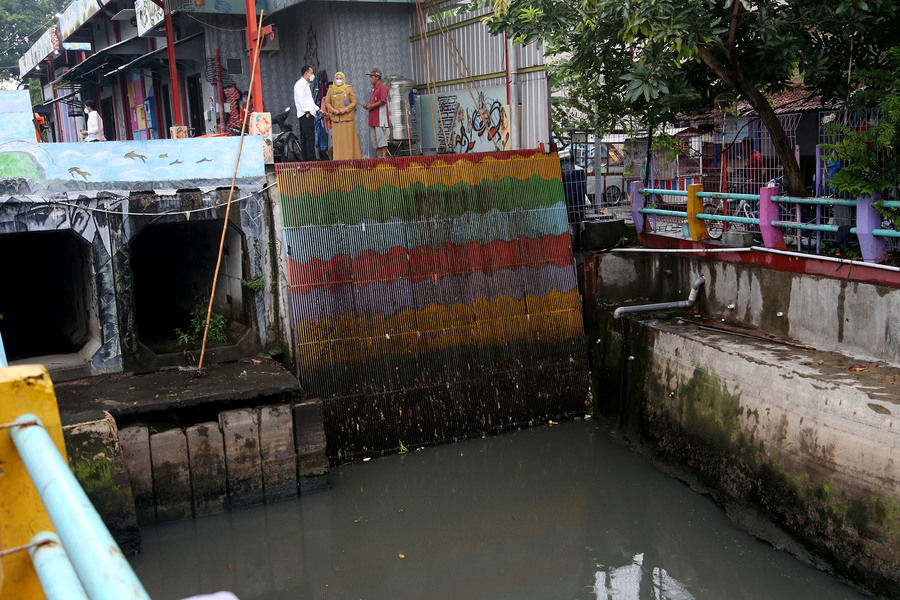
(81, 100), (104, 142)
(292, 64), (320, 161)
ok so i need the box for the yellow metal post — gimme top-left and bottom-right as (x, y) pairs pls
(0, 365), (67, 600)
(686, 183), (709, 241)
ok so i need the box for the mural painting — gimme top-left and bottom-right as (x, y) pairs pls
(419, 86), (510, 154)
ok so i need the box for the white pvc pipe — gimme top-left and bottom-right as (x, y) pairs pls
(611, 247), (754, 253)
(750, 246), (900, 273)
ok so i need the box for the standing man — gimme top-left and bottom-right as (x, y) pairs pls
(81, 100), (104, 142)
(293, 64), (320, 161)
(363, 68), (389, 159)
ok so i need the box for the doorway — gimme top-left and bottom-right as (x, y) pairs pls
(186, 75), (204, 136)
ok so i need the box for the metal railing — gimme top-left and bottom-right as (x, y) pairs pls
(7, 414), (151, 600)
(630, 182), (898, 263)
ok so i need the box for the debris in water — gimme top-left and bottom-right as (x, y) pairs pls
(363, 457), (371, 462)
(398, 553), (406, 559)
(353, 518), (361, 524)
(776, 311), (784, 317)
(399, 441), (408, 453)
(850, 365), (868, 372)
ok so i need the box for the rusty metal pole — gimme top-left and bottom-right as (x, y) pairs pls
(244, 0), (265, 113)
(164, 10), (184, 126)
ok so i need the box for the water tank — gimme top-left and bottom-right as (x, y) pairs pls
(384, 74), (417, 143)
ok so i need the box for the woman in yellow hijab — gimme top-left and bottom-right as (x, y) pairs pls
(325, 72), (361, 160)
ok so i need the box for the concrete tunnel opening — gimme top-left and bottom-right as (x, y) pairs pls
(0, 230), (95, 362)
(130, 219), (250, 354)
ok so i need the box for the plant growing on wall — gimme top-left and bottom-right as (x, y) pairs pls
(174, 300), (229, 351)
(825, 46), (900, 227)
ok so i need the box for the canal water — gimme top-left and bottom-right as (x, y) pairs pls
(130, 419), (865, 600)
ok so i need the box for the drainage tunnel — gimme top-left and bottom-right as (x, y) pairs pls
(0, 230), (94, 361)
(130, 220), (247, 353)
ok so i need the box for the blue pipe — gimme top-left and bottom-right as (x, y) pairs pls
(11, 415), (151, 600)
(638, 188), (689, 197)
(696, 191), (761, 201)
(29, 532), (89, 600)
(639, 208), (687, 217)
(773, 196), (857, 206)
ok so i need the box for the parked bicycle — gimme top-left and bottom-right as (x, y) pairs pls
(272, 107), (302, 163)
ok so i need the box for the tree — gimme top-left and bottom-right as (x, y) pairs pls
(487, 0), (900, 196)
(0, 0), (69, 79)
(825, 45), (900, 225)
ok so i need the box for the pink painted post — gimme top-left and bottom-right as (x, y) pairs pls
(630, 180), (645, 233)
(856, 194), (888, 263)
(759, 186), (786, 249)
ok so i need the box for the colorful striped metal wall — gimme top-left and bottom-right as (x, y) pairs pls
(276, 150), (589, 461)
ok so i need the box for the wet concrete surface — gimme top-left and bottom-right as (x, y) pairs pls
(54, 356), (301, 426)
(130, 420), (868, 600)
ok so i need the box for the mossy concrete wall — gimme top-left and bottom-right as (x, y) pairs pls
(586, 255), (900, 596)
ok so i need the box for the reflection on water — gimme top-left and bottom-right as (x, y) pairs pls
(130, 420), (864, 600)
(593, 553), (695, 600)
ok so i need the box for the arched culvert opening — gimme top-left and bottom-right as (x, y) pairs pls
(130, 220), (249, 354)
(0, 230), (95, 362)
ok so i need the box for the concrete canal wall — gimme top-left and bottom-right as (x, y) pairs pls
(584, 250), (900, 596)
(63, 399), (327, 540)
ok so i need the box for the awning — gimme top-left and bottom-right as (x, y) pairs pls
(53, 36), (147, 87)
(36, 90), (80, 108)
(103, 31), (203, 79)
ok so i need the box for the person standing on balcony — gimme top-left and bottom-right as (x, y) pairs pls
(325, 72), (361, 160)
(81, 100), (104, 142)
(293, 64), (320, 161)
(363, 68), (389, 159)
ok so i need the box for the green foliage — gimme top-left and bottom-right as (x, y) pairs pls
(484, 0), (899, 196)
(0, 0), (69, 77)
(241, 276), (265, 292)
(824, 46), (900, 227)
(174, 301), (229, 351)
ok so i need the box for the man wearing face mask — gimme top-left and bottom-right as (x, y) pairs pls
(81, 100), (104, 142)
(293, 64), (321, 161)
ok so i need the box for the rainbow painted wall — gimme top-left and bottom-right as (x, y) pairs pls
(276, 150), (589, 460)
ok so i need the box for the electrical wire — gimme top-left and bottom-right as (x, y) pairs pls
(1, 181), (278, 217)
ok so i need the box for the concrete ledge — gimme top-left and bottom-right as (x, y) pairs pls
(293, 400), (329, 494)
(186, 422), (228, 516)
(63, 414), (140, 554)
(150, 428), (193, 521)
(220, 408), (264, 508)
(118, 425), (155, 526)
(259, 405), (297, 502)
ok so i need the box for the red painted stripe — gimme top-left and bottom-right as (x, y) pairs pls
(636, 233), (900, 287)
(287, 234), (574, 290)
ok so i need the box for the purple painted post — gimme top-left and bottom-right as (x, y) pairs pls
(856, 194), (887, 263)
(630, 180), (645, 233)
(759, 186), (786, 249)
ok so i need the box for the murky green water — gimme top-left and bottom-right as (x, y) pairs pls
(130, 420), (865, 600)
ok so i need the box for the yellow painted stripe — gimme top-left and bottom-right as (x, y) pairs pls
(276, 154), (563, 196)
(294, 290), (583, 371)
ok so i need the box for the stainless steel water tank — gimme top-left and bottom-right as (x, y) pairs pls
(384, 75), (417, 142)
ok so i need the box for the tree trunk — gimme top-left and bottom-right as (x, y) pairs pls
(696, 46), (806, 196)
